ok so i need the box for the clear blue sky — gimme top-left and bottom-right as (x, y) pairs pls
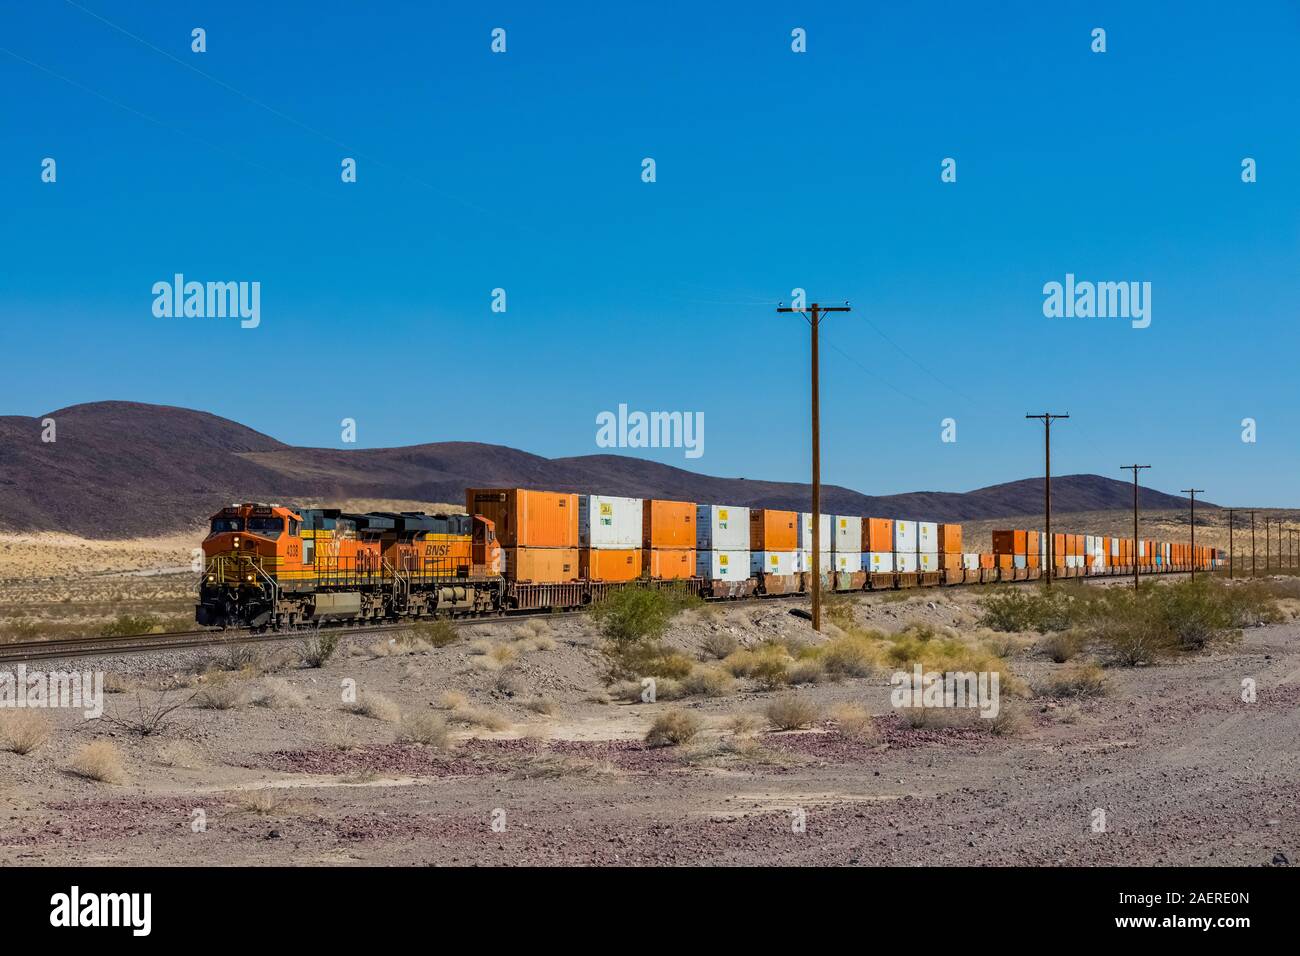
(3, 1), (1298, 505)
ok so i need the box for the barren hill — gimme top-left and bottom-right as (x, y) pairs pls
(0, 401), (1212, 538)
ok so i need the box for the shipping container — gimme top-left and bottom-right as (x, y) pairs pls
(863, 518), (893, 553)
(580, 547), (642, 581)
(894, 520), (917, 553)
(696, 505), (750, 550)
(917, 522), (938, 553)
(796, 550), (833, 573)
(642, 499), (696, 549)
(962, 553), (981, 570)
(866, 552), (894, 573)
(1013, 554), (1027, 569)
(696, 549), (750, 581)
(979, 553), (995, 569)
(992, 529), (1027, 554)
(938, 524), (963, 553)
(467, 488), (578, 549)
(918, 552), (940, 572)
(833, 515), (863, 553)
(835, 551), (863, 573)
(578, 495), (642, 549)
(751, 550), (797, 576)
(939, 552), (963, 570)
(748, 509), (798, 551)
(798, 512), (833, 551)
(502, 547), (579, 583)
(1026, 530), (1039, 555)
(641, 548), (695, 580)
(895, 552), (919, 573)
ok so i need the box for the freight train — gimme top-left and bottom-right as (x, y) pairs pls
(195, 490), (1224, 629)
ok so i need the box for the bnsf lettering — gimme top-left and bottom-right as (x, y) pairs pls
(425, 544), (453, 556)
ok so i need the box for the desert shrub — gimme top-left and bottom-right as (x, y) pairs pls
(436, 690), (468, 710)
(349, 692), (401, 723)
(644, 709), (702, 747)
(101, 613), (160, 637)
(524, 696), (558, 715)
(105, 690), (193, 736)
(590, 586), (700, 679)
(725, 713), (766, 737)
(1042, 663), (1109, 698)
(827, 702), (876, 741)
(494, 671), (525, 697)
(988, 701), (1027, 736)
(70, 741), (125, 783)
(1041, 630), (1084, 663)
(450, 706), (511, 731)
(786, 658), (827, 685)
(298, 629), (340, 668)
(252, 676), (306, 709)
(398, 712), (451, 747)
(0, 710), (52, 755)
(819, 632), (879, 677)
(408, 619), (459, 647)
(700, 631), (739, 660)
(194, 682), (247, 710)
(681, 666), (735, 697)
(979, 587), (1076, 633)
(824, 596), (857, 630)
(764, 694), (819, 731)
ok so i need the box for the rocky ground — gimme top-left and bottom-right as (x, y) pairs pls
(0, 586), (1295, 867)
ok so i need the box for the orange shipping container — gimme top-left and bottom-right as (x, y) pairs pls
(641, 548), (696, 580)
(992, 530), (1027, 554)
(642, 499), (696, 549)
(863, 518), (893, 552)
(1027, 553), (1040, 568)
(504, 547), (579, 582)
(938, 524), (963, 553)
(1027, 531), (1040, 554)
(939, 552), (963, 570)
(580, 548), (642, 582)
(467, 489), (578, 549)
(1053, 533), (1067, 557)
(749, 509), (798, 551)
(997, 554), (1014, 569)
(979, 553), (995, 569)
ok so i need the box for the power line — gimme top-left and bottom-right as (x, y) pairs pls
(1121, 464), (1151, 590)
(1026, 413), (1069, 586)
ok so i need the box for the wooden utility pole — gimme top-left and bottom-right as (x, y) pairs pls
(1228, 509), (1235, 579)
(1250, 510), (1257, 576)
(1121, 465), (1150, 590)
(777, 299), (850, 632)
(1181, 488), (1203, 580)
(1027, 413), (1069, 586)
(1264, 518), (1270, 573)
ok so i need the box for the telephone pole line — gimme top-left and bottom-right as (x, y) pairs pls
(1250, 510), (1257, 576)
(1181, 488), (1203, 580)
(1026, 413), (1069, 586)
(777, 299), (851, 632)
(1121, 465), (1150, 590)
(1227, 509), (1236, 579)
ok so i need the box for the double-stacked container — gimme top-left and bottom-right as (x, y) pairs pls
(917, 521), (940, 574)
(1026, 530), (1041, 570)
(832, 515), (864, 578)
(797, 512), (832, 575)
(642, 499), (696, 580)
(992, 529), (1027, 571)
(578, 494), (643, 581)
(467, 488), (579, 582)
(894, 520), (918, 573)
(696, 505), (750, 582)
(938, 523), (963, 573)
(749, 509), (799, 591)
(863, 518), (894, 574)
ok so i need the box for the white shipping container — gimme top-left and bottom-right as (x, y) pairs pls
(1138, 540), (1147, 557)
(919, 552), (939, 572)
(832, 515), (863, 553)
(894, 520), (917, 553)
(697, 549), (750, 581)
(796, 550), (833, 573)
(751, 551), (797, 576)
(866, 552), (895, 573)
(1013, 554), (1027, 569)
(1110, 537), (1120, 556)
(797, 512), (833, 551)
(834, 551), (863, 573)
(917, 522), (938, 553)
(696, 505), (750, 550)
(895, 552), (919, 573)
(962, 553), (980, 570)
(578, 495), (643, 549)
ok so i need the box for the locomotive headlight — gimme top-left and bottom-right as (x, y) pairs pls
(233, 537), (241, 548)
(207, 574), (215, 582)
(246, 574), (254, 582)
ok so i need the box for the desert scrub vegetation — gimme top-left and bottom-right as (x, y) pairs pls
(100, 612), (162, 637)
(1041, 663), (1109, 698)
(69, 741), (126, 784)
(252, 676), (307, 709)
(681, 665), (736, 697)
(827, 702), (876, 741)
(765, 694), (820, 731)
(407, 619), (459, 647)
(0, 710), (52, 755)
(979, 586), (1077, 633)
(397, 712), (451, 747)
(644, 709), (702, 747)
(298, 628), (340, 668)
(589, 585), (701, 680)
(348, 691), (402, 723)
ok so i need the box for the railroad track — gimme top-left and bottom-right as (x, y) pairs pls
(0, 568), (1215, 664)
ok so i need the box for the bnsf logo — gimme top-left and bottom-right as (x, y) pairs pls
(424, 544), (452, 557)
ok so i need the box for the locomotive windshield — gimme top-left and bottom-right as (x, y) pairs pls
(247, 517), (285, 538)
(211, 517), (244, 533)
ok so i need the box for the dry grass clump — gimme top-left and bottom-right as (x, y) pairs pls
(681, 666), (735, 697)
(1040, 631), (1084, 663)
(1042, 663), (1109, 698)
(493, 671), (525, 697)
(988, 701), (1027, 736)
(409, 619), (460, 647)
(722, 645), (793, 688)
(817, 631), (880, 677)
(103, 673), (133, 694)
(724, 712), (767, 737)
(764, 694), (820, 731)
(827, 702), (876, 741)
(236, 789), (312, 816)
(700, 631), (739, 660)
(899, 706), (964, 730)
(194, 680), (248, 710)
(436, 690), (469, 711)
(787, 658), (827, 685)
(397, 711), (451, 748)
(253, 676), (307, 709)
(644, 709), (702, 747)
(609, 677), (683, 702)
(524, 696), (559, 716)
(0, 710), (52, 755)
(348, 691), (402, 723)
(155, 740), (205, 769)
(69, 741), (125, 784)
(507, 752), (620, 780)
(449, 705), (511, 732)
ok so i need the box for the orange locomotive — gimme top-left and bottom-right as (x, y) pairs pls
(196, 503), (503, 629)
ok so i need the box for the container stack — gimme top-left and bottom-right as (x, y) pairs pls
(832, 515), (863, 575)
(938, 523), (963, 573)
(578, 494), (643, 581)
(748, 509), (798, 582)
(696, 505), (750, 582)
(1026, 530), (1040, 570)
(863, 518), (894, 573)
(894, 520), (918, 572)
(797, 512), (832, 575)
(992, 529), (1027, 570)
(466, 488), (579, 582)
(917, 521), (940, 573)
(642, 499), (696, 580)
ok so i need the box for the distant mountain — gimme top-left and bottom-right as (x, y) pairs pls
(0, 401), (1214, 538)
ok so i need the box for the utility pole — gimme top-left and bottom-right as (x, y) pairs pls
(1264, 517), (1270, 573)
(1250, 510), (1257, 577)
(1026, 413), (1069, 586)
(1227, 509), (1235, 579)
(1121, 465), (1150, 590)
(777, 299), (851, 632)
(1181, 488), (1203, 581)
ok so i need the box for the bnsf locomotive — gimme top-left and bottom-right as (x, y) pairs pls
(195, 503), (506, 629)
